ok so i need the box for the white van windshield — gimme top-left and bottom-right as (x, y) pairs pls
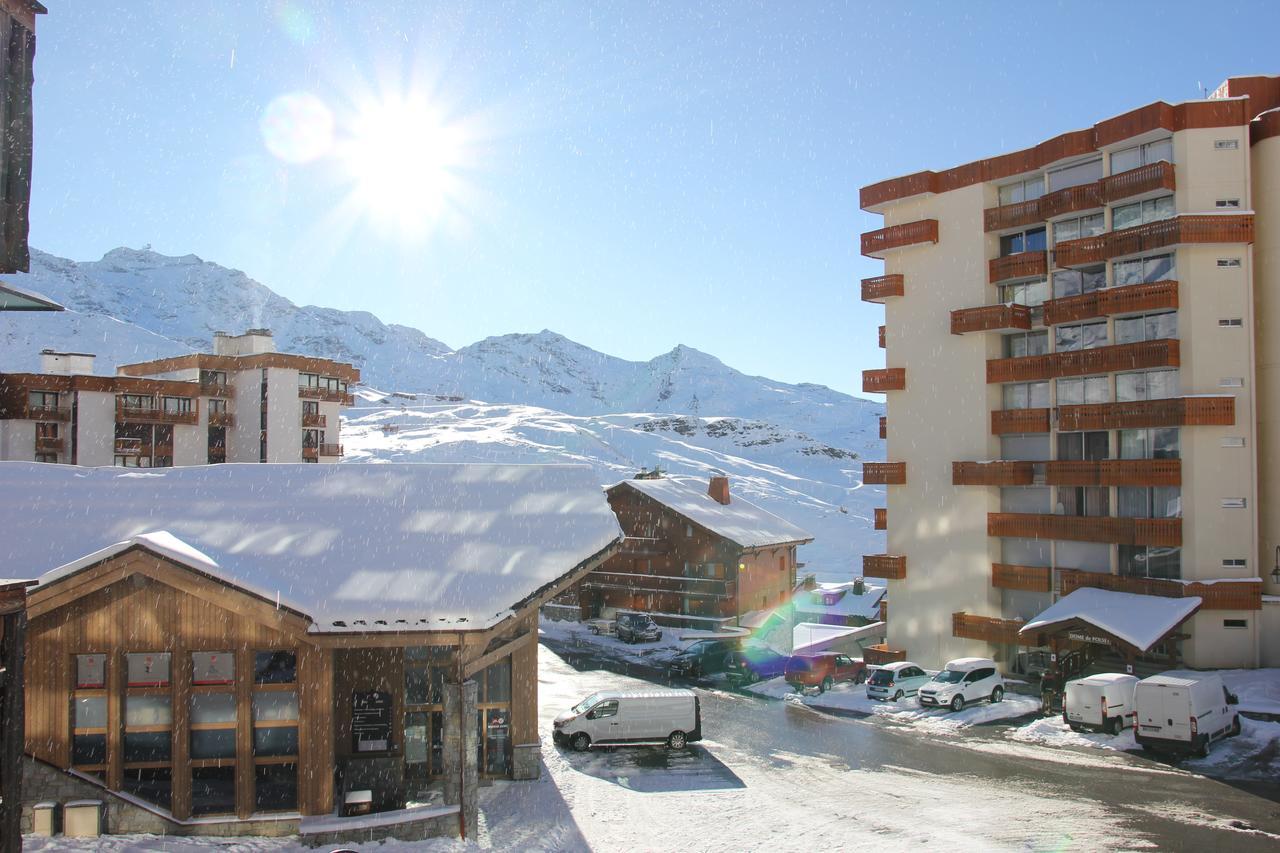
(932, 670), (965, 684)
(572, 693), (602, 714)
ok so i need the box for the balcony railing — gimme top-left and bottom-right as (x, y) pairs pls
(991, 407), (1051, 435)
(1044, 458), (1181, 487)
(35, 436), (64, 453)
(982, 163), (1173, 234)
(580, 570), (737, 599)
(987, 513), (1181, 547)
(874, 508), (886, 530)
(863, 367), (906, 393)
(861, 219), (939, 258)
(115, 404), (199, 425)
(950, 303), (1032, 335)
(1039, 182), (1104, 220)
(952, 612), (1026, 645)
(298, 387), (356, 405)
(302, 446), (318, 460)
(863, 554), (906, 580)
(1099, 160), (1176, 204)
(1056, 214), (1254, 267)
(861, 274), (905, 303)
(1058, 569), (1262, 611)
(989, 250), (1047, 284)
(864, 643), (907, 666)
(619, 536), (671, 556)
(984, 197), (1044, 232)
(302, 413), (327, 428)
(21, 405), (71, 422)
(1057, 396), (1234, 431)
(207, 411), (235, 428)
(199, 379), (231, 397)
(878, 416), (886, 439)
(952, 460), (1035, 486)
(1053, 233), (1109, 267)
(878, 325), (886, 348)
(986, 339), (1179, 384)
(991, 563), (1051, 593)
(1042, 280), (1178, 326)
(318, 443), (344, 457)
(863, 462), (906, 485)
(113, 438), (149, 456)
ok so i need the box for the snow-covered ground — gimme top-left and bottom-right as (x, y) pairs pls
(1221, 667), (1280, 715)
(538, 617), (687, 668)
(1010, 717), (1138, 752)
(23, 837), (468, 852)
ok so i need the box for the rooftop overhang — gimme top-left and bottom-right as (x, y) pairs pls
(1019, 587), (1201, 657)
(0, 281), (63, 311)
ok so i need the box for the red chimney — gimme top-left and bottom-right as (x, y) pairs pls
(708, 475), (731, 505)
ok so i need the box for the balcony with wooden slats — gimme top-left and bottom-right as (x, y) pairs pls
(1057, 396), (1234, 431)
(991, 563), (1051, 593)
(207, 411), (235, 428)
(982, 163), (1171, 234)
(35, 436), (64, 453)
(1058, 569), (1261, 611)
(861, 219), (939, 258)
(986, 338), (1179, 384)
(878, 325), (886, 348)
(950, 303), (1032, 335)
(985, 197), (1044, 233)
(989, 250), (1047, 284)
(862, 274), (905, 303)
(302, 413), (327, 428)
(1053, 233), (1109, 267)
(952, 612), (1026, 644)
(116, 402), (199, 426)
(987, 513), (1181, 547)
(864, 643), (908, 666)
(991, 407), (1051, 435)
(1038, 182), (1104, 220)
(1042, 280), (1178, 326)
(863, 462), (906, 485)
(1044, 458), (1180, 487)
(874, 507), (886, 530)
(1099, 160), (1176, 203)
(318, 443), (344, 458)
(1056, 214), (1254, 268)
(863, 554), (906, 580)
(863, 367), (906, 393)
(878, 416), (887, 439)
(22, 404), (71, 422)
(952, 460), (1035, 486)
(298, 386), (356, 405)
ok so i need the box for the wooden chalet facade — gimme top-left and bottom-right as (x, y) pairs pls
(0, 1), (44, 275)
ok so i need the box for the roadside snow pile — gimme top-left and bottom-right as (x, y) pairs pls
(1009, 717), (1137, 752)
(539, 616), (685, 666)
(1183, 717), (1280, 781)
(22, 836), (470, 852)
(1220, 668), (1280, 716)
(747, 679), (1039, 729)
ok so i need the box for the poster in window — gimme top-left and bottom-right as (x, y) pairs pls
(127, 652), (171, 687)
(192, 651), (235, 685)
(75, 653), (106, 689)
(352, 690), (392, 752)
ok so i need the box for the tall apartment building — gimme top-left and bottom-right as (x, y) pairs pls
(859, 74), (1280, 673)
(0, 329), (358, 466)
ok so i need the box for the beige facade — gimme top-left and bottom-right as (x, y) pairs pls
(861, 75), (1280, 671)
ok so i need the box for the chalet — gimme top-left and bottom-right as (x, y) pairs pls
(791, 579), (887, 628)
(0, 1), (44, 276)
(0, 462), (621, 843)
(577, 473), (813, 625)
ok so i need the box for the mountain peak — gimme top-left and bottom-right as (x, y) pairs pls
(100, 246), (203, 267)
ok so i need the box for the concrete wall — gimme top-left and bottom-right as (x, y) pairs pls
(0, 419), (34, 460)
(1253, 134), (1280, 599)
(266, 368), (302, 463)
(74, 391), (115, 467)
(228, 368), (261, 462)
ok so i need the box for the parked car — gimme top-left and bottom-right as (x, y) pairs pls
(1064, 673), (1139, 734)
(667, 638), (739, 679)
(865, 661), (931, 701)
(1134, 672), (1240, 756)
(784, 652), (866, 694)
(918, 658), (1004, 712)
(616, 612), (663, 644)
(724, 645), (789, 686)
(553, 689), (702, 751)
(585, 618), (615, 636)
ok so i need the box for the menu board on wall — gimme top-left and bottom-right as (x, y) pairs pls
(352, 690), (392, 752)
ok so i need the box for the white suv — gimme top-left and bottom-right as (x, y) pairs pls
(918, 658), (1004, 712)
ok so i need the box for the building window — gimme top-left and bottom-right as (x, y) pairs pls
(1219, 318), (1243, 327)
(1113, 252), (1174, 286)
(1051, 265), (1105, 299)
(405, 646), (450, 780)
(1115, 312), (1176, 345)
(299, 373), (320, 390)
(997, 176), (1044, 206)
(303, 429), (321, 449)
(1110, 138), (1172, 174)
(192, 766), (237, 816)
(1054, 320), (1108, 353)
(1118, 428), (1179, 459)
(27, 389), (59, 414)
(1119, 545), (1180, 580)
(117, 393), (154, 411)
(1053, 213), (1104, 244)
(1112, 195), (1174, 232)
(999, 278), (1049, 307)
(1215, 198), (1241, 209)
(1003, 331), (1049, 358)
(35, 453), (57, 463)
(1222, 558), (1247, 569)
(163, 396), (193, 415)
(1223, 619), (1247, 629)
(1056, 376), (1109, 406)
(685, 524), (693, 538)
(122, 655), (173, 807)
(1057, 486), (1109, 517)
(1047, 157), (1102, 193)
(1117, 486), (1181, 519)
(1057, 431), (1108, 461)
(1002, 381), (1049, 410)
(1116, 369), (1179, 402)
(71, 654), (108, 776)
(252, 650), (298, 810)
(476, 658), (512, 777)
(999, 226), (1046, 257)
(208, 398), (227, 415)
(190, 651), (236, 774)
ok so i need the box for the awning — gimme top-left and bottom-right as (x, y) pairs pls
(1020, 587), (1201, 654)
(0, 280), (63, 311)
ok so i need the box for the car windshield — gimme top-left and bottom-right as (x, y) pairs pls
(932, 670), (965, 684)
(572, 693), (602, 714)
(867, 669), (894, 685)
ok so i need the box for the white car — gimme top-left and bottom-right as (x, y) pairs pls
(918, 657), (1004, 712)
(865, 661), (931, 701)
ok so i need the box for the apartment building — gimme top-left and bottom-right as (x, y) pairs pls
(0, 330), (358, 467)
(859, 74), (1280, 673)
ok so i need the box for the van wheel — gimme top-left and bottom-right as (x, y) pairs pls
(1195, 735), (1210, 759)
(570, 733), (591, 752)
(1106, 716), (1123, 736)
(950, 695), (965, 713)
(893, 690), (904, 702)
(1067, 722), (1083, 733)
(1230, 717), (1242, 737)
(667, 731), (687, 749)
(990, 686), (1004, 704)
(820, 677), (834, 694)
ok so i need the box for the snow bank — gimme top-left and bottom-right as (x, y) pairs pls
(748, 678), (1040, 729)
(1184, 718), (1280, 781)
(538, 616), (685, 666)
(22, 835), (470, 852)
(1220, 667), (1280, 715)
(1010, 717), (1138, 752)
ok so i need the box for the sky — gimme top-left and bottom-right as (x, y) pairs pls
(27, 1), (1280, 398)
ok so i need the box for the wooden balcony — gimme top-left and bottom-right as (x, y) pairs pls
(619, 537), (671, 557)
(1058, 569), (1262, 611)
(1057, 396), (1234, 431)
(1044, 459), (1180, 487)
(302, 413), (327, 428)
(991, 563), (1051, 593)
(861, 219), (938, 258)
(581, 570), (737, 600)
(950, 303), (1032, 335)
(987, 339), (1179, 384)
(863, 462), (906, 485)
(21, 404), (70, 422)
(991, 407), (1051, 435)
(298, 387), (356, 405)
(1042, 280), (1178, 326)
(952, 460), (1035, 486)
(952, 612), (1025, 645)
(302, 446), (318, 461)
(987, 513), (1181, 547)
(862, 274), (905, 303)
(863, 367), (906, 393)
(35, 436), (64, 453)
(1038, 182), (1104, 220)
(1056, 214), (1254, 267)
(989, 250), (1047, 284)
(982, 165), (1170, 234)
(984, 197), (1044, 232)
(113, 438), (149, 457)
(207, 411), (235, 428)
(864, 643), (907, 666)
(874, 508), (886, 530)
(318, 443), (344, 457)
(878, 416), (886, 440)
(1053, 233), (1109, 267)
(878, 325), (886, 348)
(863, 554), (906, 580)
(1100, 161), (1176, 204)
(199, 379), (231, 397)
(116, 404), (198, 426)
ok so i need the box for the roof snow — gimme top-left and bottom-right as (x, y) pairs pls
(792, 581), (886, 621)
(614, 476), (813, 550)
(1020, 587), (1201, 652)
(1, 462), (622, 632)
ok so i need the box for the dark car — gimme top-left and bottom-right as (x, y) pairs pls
(784, 653), (866, 693)
(668, 638), (739, 679)
(616, 612), (663, 644)
(724, 645), (789, 686)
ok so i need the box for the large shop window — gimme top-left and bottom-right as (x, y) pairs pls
(71, 654), (107, 777)
(253, 650), (299, 812)
(190, 650), (235, 815)
(405, 646), (450, 780)
(476, 658), (512, 777)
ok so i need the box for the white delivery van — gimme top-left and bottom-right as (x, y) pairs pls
(1134, 672), (1241, 756)
(553, 689), (702, 752)
(1064, 673), (1138, 734)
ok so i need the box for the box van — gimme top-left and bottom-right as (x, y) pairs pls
(1064, 673), (1138, 734)
(918, 658), (1004, 712)
(1134, 672), (1241, 756)
(552, 689), (702, 752)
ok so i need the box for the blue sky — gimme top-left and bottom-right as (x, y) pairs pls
(29, 1), (1280, 397)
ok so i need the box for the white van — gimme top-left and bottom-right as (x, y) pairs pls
(1134, 672), (1241, 756)
(1064, 673), (1138, 734)
(553, 689), (702, 752)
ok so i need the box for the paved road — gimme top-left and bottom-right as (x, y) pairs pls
(543, 638), (1280, 851)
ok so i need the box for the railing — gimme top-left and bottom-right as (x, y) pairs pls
(580, 570), (737, 599)
(952, 612), (1026, 644)
(1039, 182), (1104, 220)
(1099, 161), (1176, 203)
(302, 413), (327, 428)
(1058, 569), (1262, 611)
(861, 219), (939, 257)
(207, 450), (226, 464)
(298, 387), (356, 405)
(863, 554), (906, 580)
(863, 368), (906, 393)
(878, 416), (886, 439)
(318, 443), (344, 457)
(115, 404), (199, 425)
(991, 407), (1051, 434)
(619, 536), (671, 556)
(986, 339), (1179, 384)
(861, 274), (905, 302)
(984, 197), (1045, 232)
(1056, 214), (1254, 266)
(1044, 458), (1181, 487)
(21, 404), (71, 422)
(864, 643), (907, 666)
(991, 563), (1052, 593)
(154, 443), (174, 459)
(874, 508), (886, 530)
(952, 460), (1035, 486)
(1053, 232), (1109, 267)
(863, 462), (906, 485)
(1057, 396), (1234, 431)
(113, 438), (149, 456)
(199, 379), (231, 397)
(878, 325), (886, 348)
(981, 163), (1173, 234)
(207, 412), (235, 428)
(989, 250), (1047, 284)
(35, 436), (64, 453)
(950, 303), (1032, 335)
(302, 446), (318, 460)
(987, 513), (1181, 547)
(1042, 280), (1178, 326)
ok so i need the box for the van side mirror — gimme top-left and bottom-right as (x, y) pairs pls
(585, 710), (596, 720)
(1228, 693), (1239, 706)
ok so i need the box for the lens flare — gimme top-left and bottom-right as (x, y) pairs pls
(261, 92), (335, 164)
(272, 1), (315, 45)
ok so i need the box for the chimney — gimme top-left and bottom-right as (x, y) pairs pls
(213, 329), (276, 356)
(708, 475), (730, 505)
(853, 577), (866, 596)
(40, 349), (96, 375)
(801, 574), (817, 591)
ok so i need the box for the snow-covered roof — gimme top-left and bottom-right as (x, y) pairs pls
(612, 476), (813, 549)
(1, 462), (622, 632)
(1020, 588), (1201, 652)
(792, 581), (885, 621)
